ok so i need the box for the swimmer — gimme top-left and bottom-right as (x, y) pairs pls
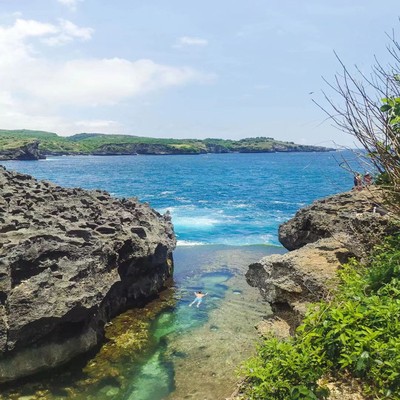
(189, 291), (208, 308)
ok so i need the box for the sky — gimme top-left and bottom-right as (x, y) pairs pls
(0, 1), (399, 146)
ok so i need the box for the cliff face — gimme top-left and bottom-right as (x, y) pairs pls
(246, 188), (395, 330)
(0, 141), (45, 161)
(0, 166), (176, 382)
(92, 142), (207, 155)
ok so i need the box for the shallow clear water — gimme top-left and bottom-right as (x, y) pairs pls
(0, 152), (354, 399)
(1, 245), (284, 400)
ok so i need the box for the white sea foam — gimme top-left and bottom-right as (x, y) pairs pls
(270, 200), (295, 205)
(159, 206), (225, 229)
(174, 216), (222, 229)
(160, 191), (176, 195)
(230, 203), (251, 209)
(177, 240), (206, 246)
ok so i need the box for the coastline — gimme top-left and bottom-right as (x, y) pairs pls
(0, 153), (359, 398)
(0, 130), (336, 161)
(235, 186), (395, 399)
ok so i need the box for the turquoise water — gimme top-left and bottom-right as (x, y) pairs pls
(1, 151), (353, 246)
(121, 245), (286, 400)
(126, 262), (236, 400)
(0, 152), (354, 399)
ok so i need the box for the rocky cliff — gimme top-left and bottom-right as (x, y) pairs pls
(0, 166), (176, 382)
(0, 141), (45, 161)
(246, 188), (395, 331)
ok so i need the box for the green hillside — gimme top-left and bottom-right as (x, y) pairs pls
(0, 129), (334, 156)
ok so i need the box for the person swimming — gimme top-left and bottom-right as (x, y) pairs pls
(189, 291), (208, 308)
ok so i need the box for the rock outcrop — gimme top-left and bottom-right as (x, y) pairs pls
(0, 166), (176, 382)
(279, 188), (393, 258)
(246, 188), (395, 332)
(0, 141), (45, 161)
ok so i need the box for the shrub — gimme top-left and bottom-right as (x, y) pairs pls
(242, 235), (400, 399)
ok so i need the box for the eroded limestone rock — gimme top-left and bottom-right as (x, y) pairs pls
(246, 188), (395, 330)
(0, 166), (176, 382)
(279, 187), (394, 257)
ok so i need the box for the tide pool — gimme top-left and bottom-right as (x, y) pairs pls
(0, 245), (285, 400)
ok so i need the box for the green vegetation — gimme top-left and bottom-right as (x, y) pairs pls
(0, 129), (332, 156)
(244, 28), (400, 400)
(242, 235), (400, 399)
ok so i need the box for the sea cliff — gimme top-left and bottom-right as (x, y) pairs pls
(0, 166), (176, 382)
(246, 187), (395, 333)
(0, 141), (44, 161)
(0, 130), (335, 159)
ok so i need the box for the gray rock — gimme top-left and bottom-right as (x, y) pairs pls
(0, 166), (176, 382)
(246, 188), (394, 330)
(279, 188), (394, 257)
(246, 238), (351, 306)
(0, 141), (45, 161)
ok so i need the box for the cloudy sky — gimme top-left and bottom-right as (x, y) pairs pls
(0, 1), (399, 146)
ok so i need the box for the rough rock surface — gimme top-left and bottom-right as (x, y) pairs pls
(0, 166), (176, 382)
(247, 238), (351, 305)
(246, 188), (395, 333)
(279, 187), (394, 257)
(0, 141), (45, 161)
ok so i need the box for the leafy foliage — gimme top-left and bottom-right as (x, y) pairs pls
(243, 337), (328, 399)
(242, 235), (400, 399)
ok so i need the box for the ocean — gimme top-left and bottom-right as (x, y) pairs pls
(1, 152), (353, 246)
(0, 152), (354, 400)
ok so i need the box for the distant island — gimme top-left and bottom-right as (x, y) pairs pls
(0, 129), (335, 160)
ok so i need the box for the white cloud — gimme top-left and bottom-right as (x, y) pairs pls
(42, 19), (93, 46)
(174, 36), (208, 48)
(57, 0), (83, 12)
(15, 58), (208, 107)
(0, 17), (212, 134)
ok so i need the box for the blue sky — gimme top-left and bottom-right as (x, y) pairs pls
(0, 1), (398, 146)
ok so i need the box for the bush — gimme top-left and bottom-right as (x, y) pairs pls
(243, 337), (328, 400)
(242, 235), (400, 399)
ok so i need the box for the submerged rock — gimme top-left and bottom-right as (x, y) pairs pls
(0, 166), (176, 383)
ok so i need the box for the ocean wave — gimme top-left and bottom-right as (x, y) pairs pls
(176, 240), (207, 246)
(174, 216), (222, 229)
(174, 197), (192, 203)
(160, 191), (176, 195)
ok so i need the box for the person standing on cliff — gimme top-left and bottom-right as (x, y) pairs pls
(189, 291), (208, 308)
(363, 173), (373, 185)
(354, 173), (362, 190)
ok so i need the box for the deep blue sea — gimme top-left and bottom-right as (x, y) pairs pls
(1, 151), (353, 246)
(0, 151), (356, 400)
